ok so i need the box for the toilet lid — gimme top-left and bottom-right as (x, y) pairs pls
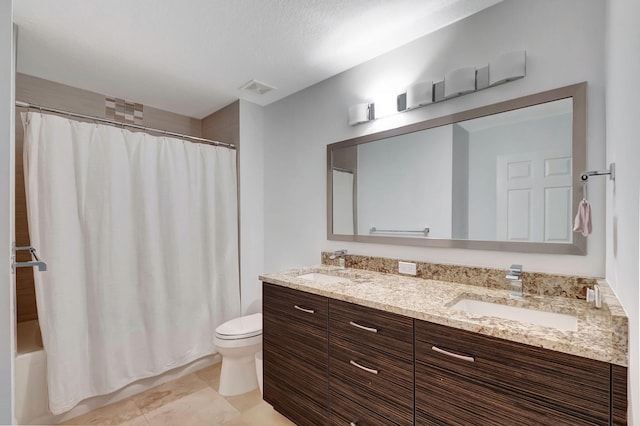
(215, 313), (262, 339)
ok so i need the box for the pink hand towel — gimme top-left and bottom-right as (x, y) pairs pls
(573, 199), (592, 236)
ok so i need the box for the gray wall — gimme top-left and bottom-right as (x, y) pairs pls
(451, 124), (469, 240)
(357, 125), (452, 238)
(0, 6), (15, 422)
(606, 0), (640, 422)
(262, 0), (606, 275)
(238, 100), (265, 314)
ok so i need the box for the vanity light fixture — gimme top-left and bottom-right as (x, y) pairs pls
(349, 50), (526, 125)
(433, 80), (445, 103)
(348, 102), (374, 125)
(444, 67), (476, 99)
(476, 65), (489, 90)
(406, 81), (433, 110)
(372, 95), (397, 119)
(489, 50), (526, 86)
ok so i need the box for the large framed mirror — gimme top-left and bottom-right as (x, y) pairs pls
(327, 82), (587, 254)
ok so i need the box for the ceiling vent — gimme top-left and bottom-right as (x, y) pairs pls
(239, 79), (277, 95)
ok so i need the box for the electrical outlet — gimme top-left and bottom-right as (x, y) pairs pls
(398, 261), (417, 276)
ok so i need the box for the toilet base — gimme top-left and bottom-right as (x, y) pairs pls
(218, 352), (260, 396)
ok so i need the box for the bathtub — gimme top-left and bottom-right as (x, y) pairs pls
(15, 320), (48, 425)
(15, 320), (220, 425)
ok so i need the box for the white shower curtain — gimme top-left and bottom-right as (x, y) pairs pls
(22, 112), (241, 414)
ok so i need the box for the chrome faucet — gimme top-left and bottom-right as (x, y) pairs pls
(329, 249), (347, 269)
(506, 264), (523, 297)
(329, 249), (347, 259)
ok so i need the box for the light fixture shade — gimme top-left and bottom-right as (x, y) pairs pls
(489, 50), (526, 86)
(444, 67), (476, 98)
(406, 81), (433, 109)
(348, 103), (373, 125)
(476, 65), (489, 90)
(433, 80), (445, 102)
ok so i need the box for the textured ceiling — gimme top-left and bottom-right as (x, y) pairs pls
(13, 0), (502, 118)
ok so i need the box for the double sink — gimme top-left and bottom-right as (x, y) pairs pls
(296, 271), (579, 332)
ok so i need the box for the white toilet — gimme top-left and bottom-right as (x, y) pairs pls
(214, 312), (263, 396)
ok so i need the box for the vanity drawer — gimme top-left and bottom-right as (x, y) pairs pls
(329, 335), (413, 425)
(330, 390), (396, 426)
(415, 319), (610, 424)
(330, 299), (413, 361)
(263, 282), (328, 329)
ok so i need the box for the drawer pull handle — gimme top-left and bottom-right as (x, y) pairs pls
(349, 321), (378, 333)
(431, 345), (475, 362)
(350, 423), (358, 426)
(349, 360), (379, 375)
(293, 305), (315, 314)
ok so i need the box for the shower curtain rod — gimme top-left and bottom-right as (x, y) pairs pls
(15, 100), (236, 149)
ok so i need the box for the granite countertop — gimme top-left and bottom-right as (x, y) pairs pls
(260, 264), (628, 367)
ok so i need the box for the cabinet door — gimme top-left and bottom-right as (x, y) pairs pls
(416, 361), (600, 426)
(263, 283), (329, 425)
(263, 373), (328, 426)
(415, 319), (610, 425)
(612, 364), (628, 425)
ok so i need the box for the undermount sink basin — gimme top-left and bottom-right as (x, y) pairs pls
(450, 298), (578, 332)
(297, 273), (352, 284)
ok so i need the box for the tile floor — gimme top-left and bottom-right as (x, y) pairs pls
(59, 364), (295, 426)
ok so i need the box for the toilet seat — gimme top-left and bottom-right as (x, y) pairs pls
(215, 313), (262, 340)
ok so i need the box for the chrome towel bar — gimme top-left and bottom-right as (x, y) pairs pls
(369, 226), (429, 236)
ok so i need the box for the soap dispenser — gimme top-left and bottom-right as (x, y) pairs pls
(586, 284), (602, 308)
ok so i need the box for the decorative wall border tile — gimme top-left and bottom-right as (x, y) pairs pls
(106, 96), (143, 124)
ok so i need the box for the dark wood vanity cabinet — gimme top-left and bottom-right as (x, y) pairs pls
(263, 283), (330, 425)
(415, 320), (612, 425)
(329, 299), (414, 425)
(263, 282), (627, 426)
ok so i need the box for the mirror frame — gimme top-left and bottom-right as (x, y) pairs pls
(327, 82), (587, 255)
